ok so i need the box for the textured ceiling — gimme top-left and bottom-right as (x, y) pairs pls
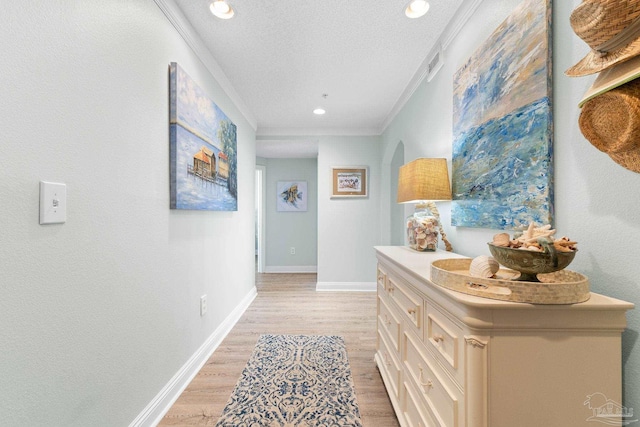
(173, 0), (463, 131)
(172, 0), (465, 155)
(255, 139), (319, 159)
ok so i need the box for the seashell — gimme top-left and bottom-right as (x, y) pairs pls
(469, 255), (499, 278)
(521, 245), (542, 252)
(492, 233), (511, 247)
(554, 236), (577, 249)
(516, 222), (556, 244)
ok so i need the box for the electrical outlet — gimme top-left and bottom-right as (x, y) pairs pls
(200, 295), (207, 316)
(290, 247), (296, 255)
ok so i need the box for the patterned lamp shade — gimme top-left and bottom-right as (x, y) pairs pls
(397, 158), (452, 203)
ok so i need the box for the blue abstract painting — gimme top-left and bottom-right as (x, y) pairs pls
(169, 63), (237, 211)
(452, 0), (552, 230)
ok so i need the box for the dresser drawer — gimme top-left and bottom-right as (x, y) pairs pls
(425, 303), (464, 386)
(387, 276), (423, 332)
(377, 264), (388, 289)
(404, 330), (460, 427)
(378, 294), (402, 352)
(403, 380), (437, 427)
(377, 329), (402, 399)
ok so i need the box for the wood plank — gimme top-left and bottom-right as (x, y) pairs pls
(159, 272), (399, 427)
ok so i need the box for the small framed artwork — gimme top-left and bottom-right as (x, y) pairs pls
(331, 167), (368, 198)
(277, 181), (308, 212)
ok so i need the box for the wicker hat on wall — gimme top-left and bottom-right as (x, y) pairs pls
(566, 0), (640, 77)
(579, 54), (640, 106)
(579, 76), (640, 173)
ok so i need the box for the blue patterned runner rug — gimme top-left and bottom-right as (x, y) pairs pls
(215, 334), (363, 427)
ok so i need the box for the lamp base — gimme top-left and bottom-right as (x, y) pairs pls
(406, 204), (439, 252)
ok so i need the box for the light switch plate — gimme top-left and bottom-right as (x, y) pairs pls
(39, 181), (67, 224)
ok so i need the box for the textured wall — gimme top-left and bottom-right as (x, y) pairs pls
(0, 1), (256, 425)
(317, 135), (381, 284)
(264, 158), (318, 270)
(382, 0), (639, 415)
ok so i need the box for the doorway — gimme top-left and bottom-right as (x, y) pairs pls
(255, 165), (266, 273)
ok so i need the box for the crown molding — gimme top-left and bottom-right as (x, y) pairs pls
(441, 0), (484, 50)
(156, 0), (482, 138)
(153, 0), (258, 131)
(380, 0), (484, 133)
(257, 127), (381, 137)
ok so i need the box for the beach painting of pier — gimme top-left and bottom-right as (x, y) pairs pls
(169, 63), (238, 211)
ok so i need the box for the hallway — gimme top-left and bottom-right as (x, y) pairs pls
(159, 273), (399, 426)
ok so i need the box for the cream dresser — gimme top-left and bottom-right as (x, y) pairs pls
(374, 246), (633, 427)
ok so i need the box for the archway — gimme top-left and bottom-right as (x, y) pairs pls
(380, 139), (405, 246)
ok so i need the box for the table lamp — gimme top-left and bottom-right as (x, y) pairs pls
(397, 158), (453, 252)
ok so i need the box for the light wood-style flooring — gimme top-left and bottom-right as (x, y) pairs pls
(159, 272), (399, 426)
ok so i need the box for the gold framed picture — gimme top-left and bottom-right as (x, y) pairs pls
(331, 166), (368, 198)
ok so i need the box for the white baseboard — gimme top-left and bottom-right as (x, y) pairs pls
(264, 265), (317, 273)
(315, 282), (376, 292)
(129, 286), (258, 427)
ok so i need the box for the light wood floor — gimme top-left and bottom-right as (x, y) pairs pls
(159, 272), (399, 427)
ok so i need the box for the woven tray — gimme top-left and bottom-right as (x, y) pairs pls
(430, 258), (590, 304)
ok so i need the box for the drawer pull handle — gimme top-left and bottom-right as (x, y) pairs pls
(384, 314), (392, 326)
(433, 334), (444, 343)
(407, 307), (417, 317)
(418, 364), (434, 389)
(384, 353), (392, 367)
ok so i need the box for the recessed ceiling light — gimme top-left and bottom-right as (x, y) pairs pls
(405, 0), (429, 18)
(210, 1), (235, 19)
(313, 108), (326, 115)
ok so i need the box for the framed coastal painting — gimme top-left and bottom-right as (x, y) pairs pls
(331, 167), (368, 198)
(451, 0), (553, 230)
(277, 181), (307, 212)
(169, 62), (238, 211)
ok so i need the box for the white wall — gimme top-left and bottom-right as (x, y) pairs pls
(382, 0), (640, 413)
(317, 136), (381, 287)
(389, 142), (405, 246)
(0, 1), (256, 425)
(263, 158), (318, 271)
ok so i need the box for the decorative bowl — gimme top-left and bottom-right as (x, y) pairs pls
(487, 242), (577, 282)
